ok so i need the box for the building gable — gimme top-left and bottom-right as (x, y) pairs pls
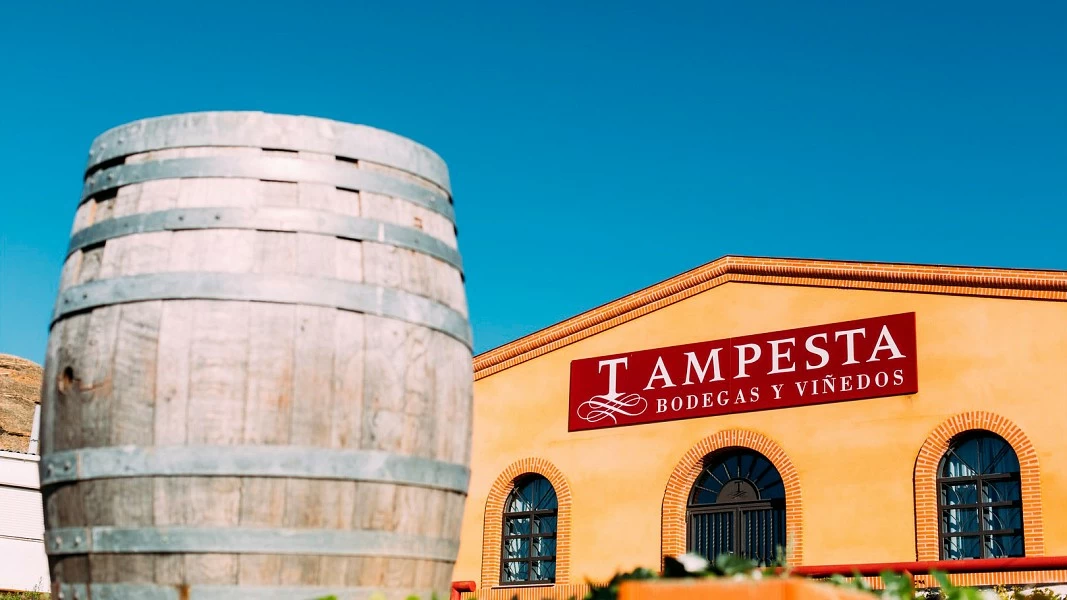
(474, 255), (1067, 381)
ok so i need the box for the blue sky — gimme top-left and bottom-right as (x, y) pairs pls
(1, 1), (1065, 363)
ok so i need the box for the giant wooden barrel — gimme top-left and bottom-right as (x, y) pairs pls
(39, 112), (472, 600)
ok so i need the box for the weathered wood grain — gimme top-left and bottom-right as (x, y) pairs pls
(38, 323), (62, 457)
(151, 298), (194, 585)
(44, 313), (91, 529)
(297, 150), (339, 213)
(70, 197), (97, 236)
(282, 304), (337, 584)
(78, 305), (121, 448)
(184, 301), (248, 583)
(43, 311), (91, 594)
(237, 228), (298, 587)
(76, 246), (104, 285)
(282, 221), (338, 584)
(88, 301), (161, 583)
(331, 311), (365, 450)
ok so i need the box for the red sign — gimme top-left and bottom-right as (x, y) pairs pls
(568, 313), (918, 432)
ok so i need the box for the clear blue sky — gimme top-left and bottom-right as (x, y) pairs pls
(1, 1), (1065, 364)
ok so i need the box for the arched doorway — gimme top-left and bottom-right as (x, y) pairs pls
(687, 448), (786, 563)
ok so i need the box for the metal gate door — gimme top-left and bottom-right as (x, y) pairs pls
(687, 504), (784, 563)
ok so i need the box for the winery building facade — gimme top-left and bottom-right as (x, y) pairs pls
(451, 256), (1067, 597)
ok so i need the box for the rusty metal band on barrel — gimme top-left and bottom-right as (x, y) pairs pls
(45, 526), (459, 560)
(52, 273), (473, 348)
(56, 583), (441, 600)
(40, 445), (469, 492)
(87, 111), (451, 193)
(81, 155), (455, 222)
(67, 207), (463, 273)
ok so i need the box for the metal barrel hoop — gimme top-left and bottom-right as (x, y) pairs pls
(87, 111), (451, 194)
(66, 207), (463, 273)
(81, 156), (455, 222)
(45, 526), (459, 561)
(57, 583), (440, 600)
(52, 273), (473, 349)
(40, 446), (471, 492)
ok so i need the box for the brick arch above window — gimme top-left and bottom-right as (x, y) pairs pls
(482, 458), (572, 587)
(662, 429), (803, 567)
(914, 411), (1044, 561)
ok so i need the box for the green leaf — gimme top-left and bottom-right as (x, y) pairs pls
(584, 566), (659, 600)
(828, 574), (852, 587)
(878, 569), (914, 600)
(713, 553), (758, 576)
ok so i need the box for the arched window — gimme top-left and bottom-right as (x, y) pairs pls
(939, 432), (1024, 559)
(501, 475), (557, 584)
(687, 449), (785, 564)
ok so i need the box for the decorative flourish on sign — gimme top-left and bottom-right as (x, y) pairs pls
(577, 391), (649, 424)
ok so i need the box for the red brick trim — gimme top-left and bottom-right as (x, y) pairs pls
(913, 412), (1044, 561)
(473, 255), (1067, 381)
(919, 570), (1067, 588)
(661, 429), (803, 567)
(464, 584), (591, 600)
(482, 458), (573, 587)
(843, 571), (1067, 591)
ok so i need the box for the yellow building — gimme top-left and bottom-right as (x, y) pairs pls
(452, 256), (1067, 598)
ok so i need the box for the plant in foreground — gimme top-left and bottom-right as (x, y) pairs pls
(579, 553), (1066, 600)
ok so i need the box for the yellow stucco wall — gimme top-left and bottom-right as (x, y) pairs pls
(454, 281), (1067, 585)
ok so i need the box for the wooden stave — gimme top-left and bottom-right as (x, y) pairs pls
(42, 137), (472, 598)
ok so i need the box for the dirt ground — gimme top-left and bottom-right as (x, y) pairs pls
(0, 354), (42, 453)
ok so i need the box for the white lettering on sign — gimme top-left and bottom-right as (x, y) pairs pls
(683, 348), (724, 385)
